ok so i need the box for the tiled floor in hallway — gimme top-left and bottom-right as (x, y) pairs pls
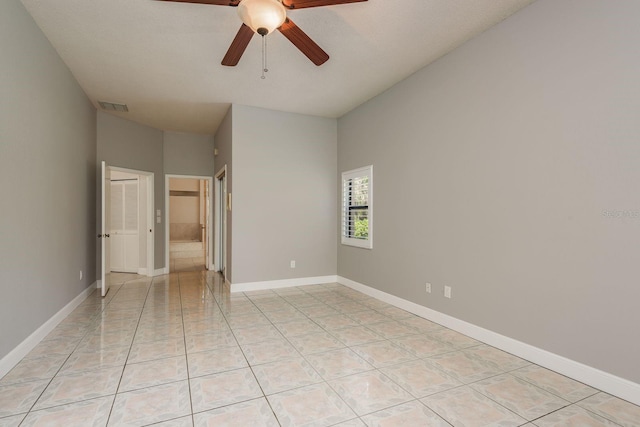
(1, 272), (639, 426)
(170, 256), (206, 273)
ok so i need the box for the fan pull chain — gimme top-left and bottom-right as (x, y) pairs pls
(261, 35), (269, 79)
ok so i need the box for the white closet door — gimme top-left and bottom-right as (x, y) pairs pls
(123, 182), (139, 271)
(110, 179), (139, 273)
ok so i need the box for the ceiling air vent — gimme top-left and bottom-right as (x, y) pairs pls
(98, 101), (129, 112)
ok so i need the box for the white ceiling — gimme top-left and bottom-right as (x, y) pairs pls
(21, 0), (534, 135)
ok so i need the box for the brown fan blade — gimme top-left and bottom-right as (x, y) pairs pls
(153, 0), (239, 5)
(278, 18), (329, 66)
(221, 24), (254, 66)
(281, 0), (366, 10)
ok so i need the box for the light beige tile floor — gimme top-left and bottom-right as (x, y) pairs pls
(1, 271), (639, 426)
(169, 255), (206, 273)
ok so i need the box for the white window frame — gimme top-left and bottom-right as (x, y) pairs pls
(341, 165), (373, 249)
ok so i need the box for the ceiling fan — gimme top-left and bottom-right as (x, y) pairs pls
(155, 0), (368, 66)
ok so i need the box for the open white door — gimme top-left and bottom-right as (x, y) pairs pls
(222, 175), (227, 278)
(205, 180), (210, 270)
(110, 176), (139, 273)
(101, 161), (111, 297)
(214, 168), (227, 278)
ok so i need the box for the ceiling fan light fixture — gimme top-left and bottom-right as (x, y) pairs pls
(237, 0), (286, 35)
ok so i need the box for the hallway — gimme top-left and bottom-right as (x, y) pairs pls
(169, 242), (206, 273)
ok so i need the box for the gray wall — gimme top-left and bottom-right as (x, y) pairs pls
(164, 131), (215, 267)
(164, 132), (215, 176)
(338, 0), (640, 383)
(0, 0), (97, 359)
(97, 114), (217, 273)
(233, 105), (337, 284)
(97, 112), (165, 271)
(214, 107), (233, 281)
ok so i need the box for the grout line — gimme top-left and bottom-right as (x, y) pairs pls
(104, 274), (153, 426)
(8, 274), (636, 427)
(176, 272), (197, 427)
(18, 279), (138, 421)
(213, 278), (282, 426)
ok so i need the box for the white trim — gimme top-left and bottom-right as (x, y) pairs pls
(105, 165), (154, 278)
(0, 282), (98, 378)
(137, 268), (147, 275)
(341, 165), (373, 249)
(153, 268), (168, 277)
(101, 161), (109, 297)
(214, 166), (227, 276)
(231, 275), (339, 293)
(146, 173), (154, 277)
(337, 276), (640, 406)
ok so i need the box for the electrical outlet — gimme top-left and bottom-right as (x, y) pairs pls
(425, 282), (431, 293)
(290, 260), (296, 269)
(444, 286), (452, 299)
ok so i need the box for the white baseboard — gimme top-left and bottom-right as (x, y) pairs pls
(337, 276), (640, 406)
(153, 268), (168, 276)
(0, 281), (98, 378)
(137, 267), (148, 276)
(231, 275), (339, 293)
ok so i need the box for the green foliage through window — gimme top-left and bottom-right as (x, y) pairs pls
(355, 218), (368, 238)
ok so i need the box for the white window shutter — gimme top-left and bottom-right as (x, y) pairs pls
(341, 165), (373, 249)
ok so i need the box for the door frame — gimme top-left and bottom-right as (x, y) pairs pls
(108, 166), (155, 277)
(214, 166), (227, 276)
(100, 161), (111, 296)
(109, 173), (139, 274)
(165, 174), (214, 272)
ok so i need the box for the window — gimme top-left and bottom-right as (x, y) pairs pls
(341, 165), (373, 249)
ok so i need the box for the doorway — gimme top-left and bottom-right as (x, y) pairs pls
(109, 170), (139, 273)
(214, 166), (227, 279)
(165, 175), (213, 273)
(100, 163), (154, 297)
